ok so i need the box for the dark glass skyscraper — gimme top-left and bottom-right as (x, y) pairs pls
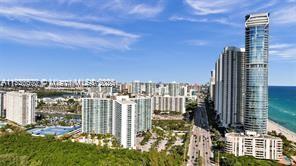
(244, 13), (269, 134)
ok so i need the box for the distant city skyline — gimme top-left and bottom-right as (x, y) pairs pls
(0, 0), (296, 85)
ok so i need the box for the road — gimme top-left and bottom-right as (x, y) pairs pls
(187, 98), (213, 166)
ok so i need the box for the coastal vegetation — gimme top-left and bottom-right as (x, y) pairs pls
(140, 131), (152, 145)
(205, 97), (226, 153)
(185, 101), (197, 112)
(219, 153), (278, 166)
(35, 89), (73, 98)
(184, 101), (197, 121)
(205, 97), (222, 131)
(0, 132), (182, 166)
(152, 120), (191, 131)
(136, 119), (191, 165)
(153, 110), (182, 115)
(268, 131), (296, 158)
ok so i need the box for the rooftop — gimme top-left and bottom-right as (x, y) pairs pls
(226, 131), (282, 140)
(116, 100), (135, 105)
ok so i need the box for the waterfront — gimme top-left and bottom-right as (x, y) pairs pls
(269, 86), (296, 134)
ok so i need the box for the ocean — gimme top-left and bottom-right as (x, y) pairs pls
(269, 86), (296, 133)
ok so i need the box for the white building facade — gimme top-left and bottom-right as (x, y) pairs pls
(152, 96), (186, 114)
(168, 82), (180, 96)
(225, 131), (282, 160)
(144, 81), (156, 96)
(113, 100), (136, 149)
(4, 91), (36, 126)
(131, 80), (141, 94)
(81, 98), (113, 134)
(81, 96), (152, 149)
(131, 96), (152, 132)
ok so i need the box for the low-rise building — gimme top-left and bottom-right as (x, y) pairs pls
(225, 131), (282, 160)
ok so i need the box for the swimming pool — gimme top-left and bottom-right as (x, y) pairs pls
(28, 126), (80, 136)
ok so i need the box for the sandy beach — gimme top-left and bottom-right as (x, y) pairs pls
(268, 119), (296, 142)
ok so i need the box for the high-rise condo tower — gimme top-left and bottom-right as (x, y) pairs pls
(244, 13), (269, 134)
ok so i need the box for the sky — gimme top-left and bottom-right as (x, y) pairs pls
(0, 0), (295, 85)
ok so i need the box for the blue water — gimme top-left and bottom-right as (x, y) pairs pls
(269, 86), (296, 133)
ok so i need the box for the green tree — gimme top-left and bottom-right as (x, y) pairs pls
(67, 98), (75, 105)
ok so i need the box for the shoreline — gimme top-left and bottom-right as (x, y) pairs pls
(268, 119), (296, 142)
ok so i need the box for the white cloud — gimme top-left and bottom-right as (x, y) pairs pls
(211, 18), (240, 27)
(93, 0), (164, 18)
(273, 6), (296, 24)
(185, 39), (208, 46)
(0, 6), (74, 20)
(0, 7), (138, 38)
(0, 6), (139, 50)
(35, 17), (138, 38)
(253, 0), (278, 11)
(0, 0), (24, 3)
(0, 0), (165, 51)
(129, 4), (163, 17)
(270, 43), (296, 60)
(0, 0), (39, 5)
(129, 3), (164, 18)
(270, 44), (293, 49)
(169, 15), (240, 27)
(55, 0), (83, 5)
(169, 15), (200, 22)
(0, 26), (135, 50)
(0, 0), (165, 20)
(184, 0), (244, 15)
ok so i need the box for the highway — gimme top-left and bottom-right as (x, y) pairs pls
(187, 98), (213, 166)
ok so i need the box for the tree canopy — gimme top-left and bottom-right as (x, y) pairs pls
(0, 132), (182, 166)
